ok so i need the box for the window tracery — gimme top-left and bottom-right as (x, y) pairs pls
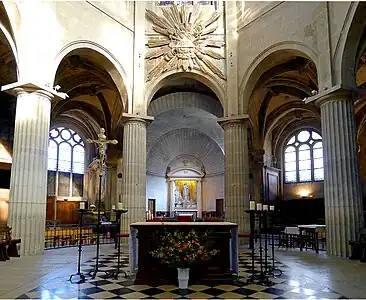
(47, 127), (85, 197)
(284, 129), (324, 183)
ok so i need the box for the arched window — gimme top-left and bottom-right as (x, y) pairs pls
(284, 129), (324, 183)
(47, 127), (85, 197)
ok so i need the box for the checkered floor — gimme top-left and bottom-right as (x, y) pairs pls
(15, 251), (347, 299)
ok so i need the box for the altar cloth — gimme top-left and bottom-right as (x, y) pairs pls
(129, 221), (238, 274)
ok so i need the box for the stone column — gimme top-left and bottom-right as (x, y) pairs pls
(1, 83), (66, 256)
(218, 116), (250, 236)
(314, 88), (364, 257)
(120, 114), (153, 235)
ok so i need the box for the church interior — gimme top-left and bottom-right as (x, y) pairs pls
(0, 1), (366, 299)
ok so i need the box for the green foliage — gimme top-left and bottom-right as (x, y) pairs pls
(150, 229), (219, 268)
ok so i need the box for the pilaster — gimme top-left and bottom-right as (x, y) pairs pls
(120, 114), (153, 235)
(1, 82), (66, 256)
(218, 115), (251, 237)
(308, 87), (364, 257)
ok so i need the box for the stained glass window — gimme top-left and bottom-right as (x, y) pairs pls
(284, 129), (324, 183)
(47, 127), (85, 197)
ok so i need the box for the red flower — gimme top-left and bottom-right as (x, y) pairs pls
(198, 250), (203, 255)
(183, 243), (188, 249)
(184, 257), (188, 261)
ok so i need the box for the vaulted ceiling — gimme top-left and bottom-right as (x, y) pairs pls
(248, 54), (320, 150)
(52, 50), (126, 143)
(147, 83), (224, 177)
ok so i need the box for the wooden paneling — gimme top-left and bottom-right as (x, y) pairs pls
(56, 201), (78, 224)
(46, 196), (56, 221)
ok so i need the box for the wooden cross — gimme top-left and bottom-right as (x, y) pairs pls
(86, 128), (118, 174)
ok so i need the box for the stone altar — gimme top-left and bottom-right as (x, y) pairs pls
(129, 222), (238, 285)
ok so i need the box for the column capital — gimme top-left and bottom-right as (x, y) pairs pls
(1, 81), (68, 101)
(121, 113), (154, 126)
(217, 114), (252, 130)
(304, 84), (360, 107)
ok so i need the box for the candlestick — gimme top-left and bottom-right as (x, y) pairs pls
(263, 204), (268, 211)
(79, 202), (85, 210)
(117, 202), (123, 210)
(112, 204), (116, 210)
(269, 205), (275, 211)
(257, 203), (262, 211)
(250, 201), (256, 210)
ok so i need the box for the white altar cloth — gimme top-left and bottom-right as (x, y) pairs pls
(129, 222), (239, 274)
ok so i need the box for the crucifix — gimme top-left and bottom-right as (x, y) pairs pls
(86, 128), (118, 279)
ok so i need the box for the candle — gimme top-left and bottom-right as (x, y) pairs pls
(270, 205), (275, 211)
(79, 202), (85, 210)
(256, 203), (262, 211)
(249, 201), (256, 210)
(117, 202), (123, 210)
(263, 204), (268, 211)
(112, 204), (116, 210)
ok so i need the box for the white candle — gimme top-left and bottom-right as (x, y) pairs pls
(270, 205), (275, 211)
(112, 204), (116, 210)
(117, 202), (123, 210)
(79, 202), (85, 210)
(256, 203), (262, 211)
(249, 201), (256, 210)
(263, 204), (268, 211)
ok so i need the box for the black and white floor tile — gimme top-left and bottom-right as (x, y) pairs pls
(15, 251), (347, 299)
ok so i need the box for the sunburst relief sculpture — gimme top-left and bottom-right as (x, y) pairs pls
(146, 4), (225, 81)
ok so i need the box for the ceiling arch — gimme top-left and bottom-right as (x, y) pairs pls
(147, 107), (224, 152)
(148, 92), (223, 117)
(147, 128), (224, 177)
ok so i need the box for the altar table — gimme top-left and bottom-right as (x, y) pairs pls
(129, 222), (238, 285)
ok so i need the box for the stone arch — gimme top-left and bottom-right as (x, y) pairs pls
(239, 41), (319, 113)
(51, 40), (130, 110)
(145, 70), (225, 111)
(338, 2), (366, 88)
(148, 92), (223, 117)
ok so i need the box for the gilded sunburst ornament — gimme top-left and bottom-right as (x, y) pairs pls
(146, 4), (225, 81)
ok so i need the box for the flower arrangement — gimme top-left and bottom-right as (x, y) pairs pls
(150, 229), (219, 268)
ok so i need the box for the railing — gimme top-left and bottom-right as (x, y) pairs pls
(44, 224), (116, 250)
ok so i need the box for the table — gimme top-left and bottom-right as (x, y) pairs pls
(129, 221), (238, 285)
(298, 224), (326, 253)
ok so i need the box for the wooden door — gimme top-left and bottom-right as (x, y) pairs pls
(263, 166), (281, 203)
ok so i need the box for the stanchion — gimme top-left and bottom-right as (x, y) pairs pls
(86, 128), (118, 280)
(245, 210), (257, 283)
(69, 208), (88, 284)
(107, 208), (128, 279)
(266, 210), (282, 277)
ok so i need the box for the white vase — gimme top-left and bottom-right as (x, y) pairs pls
(177, 267), (190, 289)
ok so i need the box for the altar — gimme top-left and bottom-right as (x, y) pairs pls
(129, 222), (238, 285)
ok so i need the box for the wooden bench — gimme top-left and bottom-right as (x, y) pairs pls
(0, 225), (21, 260)
(349, 229), (366, 262)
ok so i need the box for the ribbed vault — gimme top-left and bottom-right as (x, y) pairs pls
(147, 128), (224, 177)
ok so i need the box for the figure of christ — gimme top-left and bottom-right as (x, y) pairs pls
(174, 182), (183, 208)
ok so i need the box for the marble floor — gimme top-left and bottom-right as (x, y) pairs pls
(0, 244), (365, 299)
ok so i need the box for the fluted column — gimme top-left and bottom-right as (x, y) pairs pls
(219, 116), (250, 236)
(317, 88), (364, 257)
(121, 115), (153, 235)
(1, 83), (65, 256)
